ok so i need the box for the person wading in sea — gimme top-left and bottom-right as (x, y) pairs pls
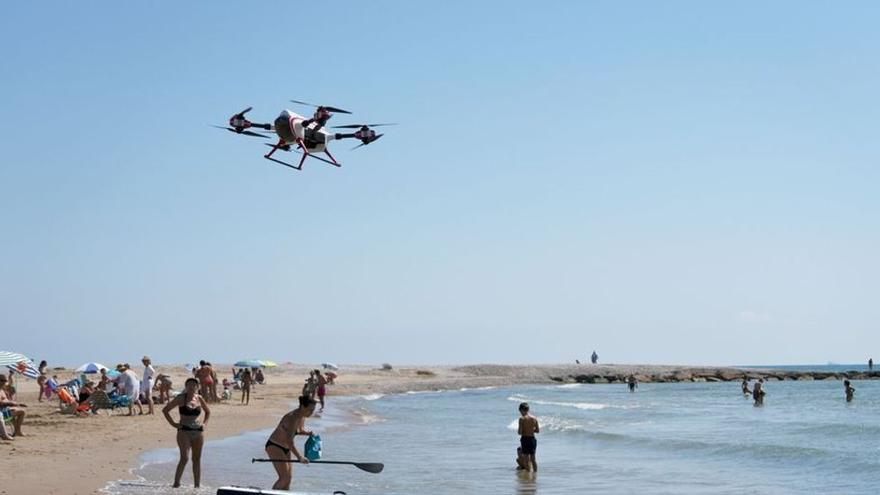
(264, 395), (317, 490)
(844, 380), (855, 402)
(517, 402), (540, 472)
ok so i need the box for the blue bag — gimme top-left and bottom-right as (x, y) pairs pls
(304, 434), (322, 461)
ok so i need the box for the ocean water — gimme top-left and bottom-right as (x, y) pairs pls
(105, 380), (880, 494)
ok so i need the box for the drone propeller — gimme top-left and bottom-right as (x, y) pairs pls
(332, 123), (397, 129)
(211, 125), (272, 139)
(351, 133), (383, 150)
(290, 100), (352, 114)
(237, 106), (253, 116)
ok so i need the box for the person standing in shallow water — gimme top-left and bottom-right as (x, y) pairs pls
(265, 395), (316, 490)
(869, 358), (874, 371)
(517, 402), (539, 472)
(752, 378), (765, 406)
(627, 374), (638, 392)
(741, 376), (752, 396)
(162, 378), (210, 488)
(844, 380), (855, 402)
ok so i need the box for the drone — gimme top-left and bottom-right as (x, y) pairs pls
(213, 100), (395, 171)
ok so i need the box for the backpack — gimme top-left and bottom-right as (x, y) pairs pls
(304, 434), (322, 461)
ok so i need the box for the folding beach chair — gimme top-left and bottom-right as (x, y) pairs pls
(87, 389), (116, 416)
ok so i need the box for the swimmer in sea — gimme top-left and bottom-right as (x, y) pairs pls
(264, 395), (317, 490)
(741, 376), (752, 396)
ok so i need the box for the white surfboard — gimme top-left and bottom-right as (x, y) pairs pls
(217, 486), (347, 495)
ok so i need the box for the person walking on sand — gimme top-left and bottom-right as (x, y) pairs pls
(163, 378), (210, 488)
(517, 402), (539, 472)
(753, 378), (765, 406)
(741, 376), (752, 396)
(264, 395), (317, 490)
(844, 380), (855, 402)
(142, 356), (156, 415)
(241, 367), (252, 405)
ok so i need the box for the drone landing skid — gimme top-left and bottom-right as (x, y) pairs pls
(263, 144), (341, 170)
(264, 155), (302, 171)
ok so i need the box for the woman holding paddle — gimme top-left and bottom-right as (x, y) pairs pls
(264, 394), (316, 490)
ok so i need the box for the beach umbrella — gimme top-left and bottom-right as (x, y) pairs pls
(75, 362), (110, 374)
(260, 360), (278, 368)
(322, 362), (339, 370)
(0, 351), (40, 379)
(235, 359), (264, 368)
(106, 369), (121, 378)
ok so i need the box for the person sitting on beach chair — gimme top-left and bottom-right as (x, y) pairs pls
(0, 374), (27, 437)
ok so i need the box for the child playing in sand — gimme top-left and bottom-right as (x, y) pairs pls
(517, 402), (539, 472)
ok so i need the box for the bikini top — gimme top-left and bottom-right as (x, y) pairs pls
(179, 403), (201, 417)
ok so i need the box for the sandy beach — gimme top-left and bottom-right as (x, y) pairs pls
(4, 362), (877, 494)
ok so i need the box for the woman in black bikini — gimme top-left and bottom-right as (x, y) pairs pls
(265, 395), (316, 490)
(162, 377), (210, 488)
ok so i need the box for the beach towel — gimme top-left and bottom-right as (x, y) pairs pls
(304, 434), (322, 461)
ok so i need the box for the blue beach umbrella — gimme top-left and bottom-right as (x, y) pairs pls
(75, 362), (109, 374)
(235, 359), (265, 368)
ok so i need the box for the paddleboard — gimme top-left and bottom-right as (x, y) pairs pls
(217, 486), (346, 495)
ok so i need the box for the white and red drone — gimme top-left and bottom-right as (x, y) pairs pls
(213, 100), (395, 171)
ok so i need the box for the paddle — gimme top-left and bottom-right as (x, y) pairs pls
(251, 458), (384, 474)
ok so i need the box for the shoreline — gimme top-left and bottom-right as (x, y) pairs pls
(5, 363), (878, 494)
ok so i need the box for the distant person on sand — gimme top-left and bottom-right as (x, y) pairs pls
(241, 367), (252, 405)
(196, 361), (215, 402)
(208, 362), (219, 403)
(114, 364), (143, 415)
(741, 376), (752, 396)
(264, 395), (317, 490)
(844, 380), (855, 402)
(315, 369), (328, 412)
(36, 360), (48, 402)
(752, 378), (765, 406)
(517, 402), (539, 472)
(255, 367), (265, 385)
(142, 356), (156, 415)
(98, 367), (112, 392)
(155, 373), (173, 403)
(628, 374), (638, 392)
(163, 377), (210, 488)
(0, 374), (26, 437)
(591, 351), (598, 364)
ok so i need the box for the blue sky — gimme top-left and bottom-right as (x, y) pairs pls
(2, 1), (878, 367)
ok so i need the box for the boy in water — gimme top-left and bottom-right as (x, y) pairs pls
(844, 380), (855, 402)
(517, 402), (539, 472)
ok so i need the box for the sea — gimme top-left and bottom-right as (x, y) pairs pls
(104, 366), (880, 495)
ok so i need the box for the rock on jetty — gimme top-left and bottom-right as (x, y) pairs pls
(451, 364), (880, 385)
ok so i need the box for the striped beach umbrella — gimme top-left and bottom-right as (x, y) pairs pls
(0, 351), (40, 379)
